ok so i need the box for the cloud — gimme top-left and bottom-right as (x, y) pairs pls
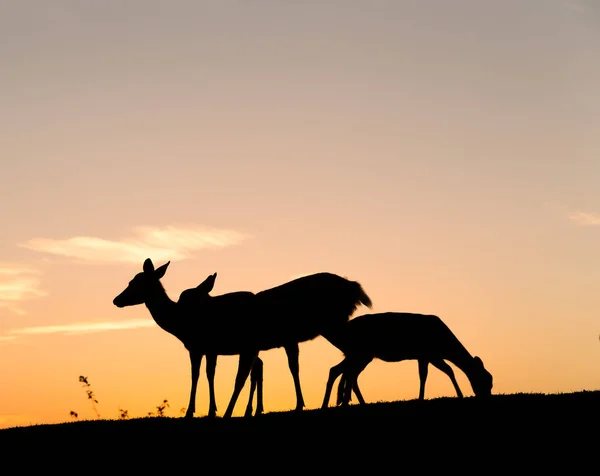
(0, 267), (39, 276)
(0, 318), (156, 345)
(0, 266), (48, 315)
(19, 225), (250, 264)
(567, 211), (600, 226)
(8, 318), (154, 336)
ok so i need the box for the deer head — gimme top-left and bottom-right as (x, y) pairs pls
(177, 272), (218, 308)
(113, 258), (170, 308)
(469, 356), (493, 397)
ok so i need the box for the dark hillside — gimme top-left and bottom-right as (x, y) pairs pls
(1, 391), (597, 468)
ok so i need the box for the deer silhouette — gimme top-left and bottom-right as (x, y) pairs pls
(176, 275), (264, 417)
(113, 258), (372, 418)
(321, 312), (493, 408)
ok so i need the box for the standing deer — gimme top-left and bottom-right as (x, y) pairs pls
(176, 276), (264, 417)
(321, 312), (493, 408)
(113, 258), (372, 418)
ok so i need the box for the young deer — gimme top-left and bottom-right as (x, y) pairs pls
(113, 258), (372, 418)
(176, 276), (264, 418)
(177, 274), (266, 418)
(321, 312), (493, 408)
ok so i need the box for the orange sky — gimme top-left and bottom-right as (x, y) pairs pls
(1, 0), (599, 429)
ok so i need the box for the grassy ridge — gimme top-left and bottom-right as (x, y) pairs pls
(2, 390), (598, 439)
(2, 391), (598, 470)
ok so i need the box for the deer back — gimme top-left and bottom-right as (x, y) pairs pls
(339, 312), (469, 363)
(251, 272), (371, 348)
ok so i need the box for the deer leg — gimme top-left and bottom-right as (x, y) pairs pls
(335, 367), (358, 406)
(284, 344), (305, 411)
(335, 371), (350, 406)
(323, 359), (346, 408)
(244, 371), (256, 418)
(431, 359), (463, 398)
(352, 378), (366, 405)
(418, 359), (429, 400)
(206, 353), (218, 418)
(341, 370), (356, 406)
(342, 371), (367, 405)
(341, 357), (371, 406)
(185, 351), (203, 418)
(223, 351), (258, 418)
(254, 356), (264, 416)
(244, 356), (261, 417)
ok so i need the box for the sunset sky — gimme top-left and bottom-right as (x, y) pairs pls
(1, 0), (599, 429)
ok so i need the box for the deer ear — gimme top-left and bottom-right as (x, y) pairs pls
(197, 273), (216, 294)
(154, 261), (170, 279)
(143, 258), (154, 273)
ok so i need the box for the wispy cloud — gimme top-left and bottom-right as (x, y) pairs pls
(8, 318), (154, 337)
(568, 211), (600, 227)
(19, 225), (250, 264)
(0, 266), (48, 315)
(0, 267), (39, 277)
(0, 318), (156, 346)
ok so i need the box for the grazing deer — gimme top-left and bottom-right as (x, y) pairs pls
(321, 312), (493, 408)
(113, 258), (372, 418)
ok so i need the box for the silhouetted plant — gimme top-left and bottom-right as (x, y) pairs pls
(149, 399), (169, 417)
(78, 375), (100, 418)
(147, 399), (170, 417)
(71, 374), (178, 421)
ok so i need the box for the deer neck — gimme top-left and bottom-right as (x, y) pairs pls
(447, 344), (477, 379)
(144, 285), (179, 335)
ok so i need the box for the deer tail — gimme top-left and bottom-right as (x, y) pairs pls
(322, 279), (372, 351)
(355, 283), (373, 310)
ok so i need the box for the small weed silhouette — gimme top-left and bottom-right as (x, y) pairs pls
(148, 399), (169, 417)
(69, 375), (179, 420)
(78, 375), (100, 418)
